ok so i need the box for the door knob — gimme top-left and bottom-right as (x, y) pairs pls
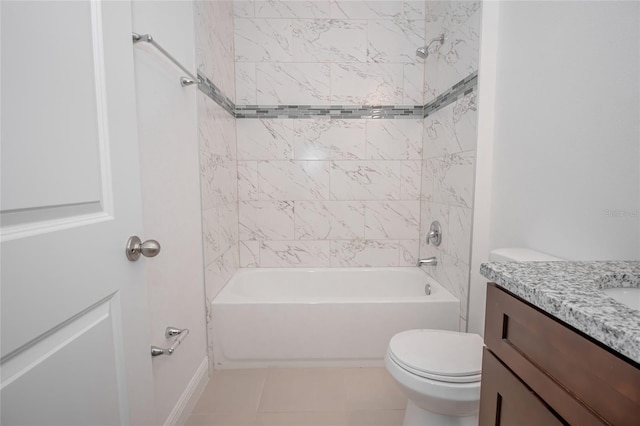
(126, 236), (161, 261)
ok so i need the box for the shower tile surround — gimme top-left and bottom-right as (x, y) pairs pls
(197, 55), (477, 119)
(196, 0), (481, 345)
(195, 0), (240, 371)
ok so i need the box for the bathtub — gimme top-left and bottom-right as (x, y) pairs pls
(211, 268), (459, 369)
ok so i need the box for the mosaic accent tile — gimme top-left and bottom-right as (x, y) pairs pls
(423, 72), (478, 118)
(198, 72), (235, 117)
(235, 104), (424, 119)
(424, 1), (481, 103)
(198, 69), (477, 120)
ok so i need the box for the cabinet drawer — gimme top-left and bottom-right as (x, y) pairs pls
(479, 348), (564, 426)
(485, 284), (640, 425)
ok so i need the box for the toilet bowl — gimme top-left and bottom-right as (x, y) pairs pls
(384, 329), (484, 426)
(385, 248), (562, 425)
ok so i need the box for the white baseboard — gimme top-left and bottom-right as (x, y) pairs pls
(164, 358), (210, 426)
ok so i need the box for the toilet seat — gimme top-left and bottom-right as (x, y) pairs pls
(388, 330), (484, 384)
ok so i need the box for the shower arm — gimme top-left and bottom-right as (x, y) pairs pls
(425, 34), (445, 51)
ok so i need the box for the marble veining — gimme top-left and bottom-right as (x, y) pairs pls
(199, 68), (477, 120)
(480, 261), (640, 364)
(295, 200), (365, 240)
(424, 1), (481, 103)
(256, 0), (331, 19)
(294, 119), (366, 160)
(292, 19), (367, 63)
(367, 18), (425, 64)
(234, 18), (293, 62)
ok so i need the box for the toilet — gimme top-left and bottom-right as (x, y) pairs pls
(386, 248), (563, 426)
(385, 330), (483, 426)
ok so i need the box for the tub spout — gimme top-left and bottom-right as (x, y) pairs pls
(417, 257), (437, 267)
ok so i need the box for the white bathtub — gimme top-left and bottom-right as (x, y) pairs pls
(211, 268), (459, 369)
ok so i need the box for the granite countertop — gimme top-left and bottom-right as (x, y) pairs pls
(480, 261), (640, 364)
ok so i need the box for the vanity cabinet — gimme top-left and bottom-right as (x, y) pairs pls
(479, 283), (640, 426)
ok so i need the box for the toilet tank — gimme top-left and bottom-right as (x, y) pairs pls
(489, 248), (563, 262)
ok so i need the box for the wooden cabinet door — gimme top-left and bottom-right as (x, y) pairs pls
(484, 284), (636, 425)
(479, 349), (564, 426)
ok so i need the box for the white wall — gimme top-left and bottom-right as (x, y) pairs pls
(490, 0), (640, 261)
(131, 1), (208, 424)
(469, 0), (640, 334)
(468, 0), (499, 336)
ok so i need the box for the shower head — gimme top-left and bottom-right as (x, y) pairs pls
(416, 34), (445, 59)
(416, 46), (429, 59)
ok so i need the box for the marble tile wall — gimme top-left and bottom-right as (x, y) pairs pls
(423, 1), (481, 103)
(418, 0), (481, 331)
(195, 1), (239, 370)
(234, 0), (426, 106)
(196, 0), (236, 104)
(237, 117), (423, 267)
(234, 1), (428, 267)
(230, 0), (481, 330)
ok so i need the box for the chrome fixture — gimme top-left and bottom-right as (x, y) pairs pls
(132, 32), (201, 87)
(416, 34), (445, 59)
(151, 327), (190, 357)
(417, 257), (438, 267)
(426, 221), (442, 246)
(424, 283), (432, 296)
(126, 236), (161, 261)
(166, 327), (188, 338)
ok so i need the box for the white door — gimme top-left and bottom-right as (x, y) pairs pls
(1, 1), (155, 425)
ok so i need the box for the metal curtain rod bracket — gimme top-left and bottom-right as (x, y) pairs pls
(132, 32), (201, 87)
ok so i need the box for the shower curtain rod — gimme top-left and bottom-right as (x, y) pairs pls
(132, 32), (201, 87)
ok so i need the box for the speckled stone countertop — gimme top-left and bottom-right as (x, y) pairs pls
(480, 261), (640, 365)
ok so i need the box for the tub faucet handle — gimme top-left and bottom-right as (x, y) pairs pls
(426, 221), (442, 246)
(417, 257), (437, 267)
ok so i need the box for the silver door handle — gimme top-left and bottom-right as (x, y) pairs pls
(126, 236), (161, 261)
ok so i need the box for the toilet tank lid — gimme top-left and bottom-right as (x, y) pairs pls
(489, 248), (563, 262)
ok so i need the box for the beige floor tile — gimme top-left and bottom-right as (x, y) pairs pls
(192, 369), (268, 414)
(259, 368), (349, 413)
(255, 411), (350, 426)
(347, 410), (405, 426)
(343, 368), (407, 411)
(186, 412), (256, 426)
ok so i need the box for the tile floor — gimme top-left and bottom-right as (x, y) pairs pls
(187, 367), (407, 426)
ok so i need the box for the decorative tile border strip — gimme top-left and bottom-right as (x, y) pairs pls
(235, 105), (424, 119)
(424, 72), (478, 118)
(197, 72), (235, 117)
(197, 71), (478, 120)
